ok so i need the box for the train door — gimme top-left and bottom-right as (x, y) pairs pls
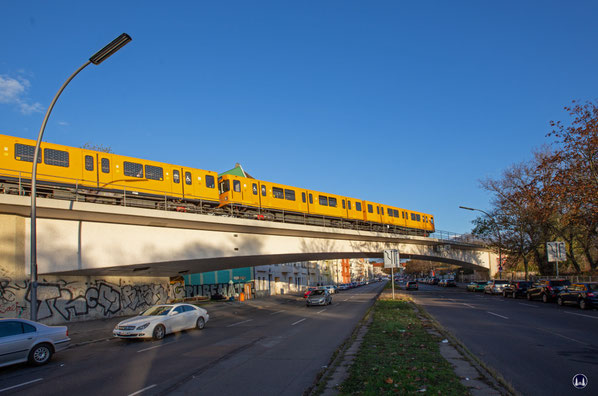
(81, 151), (98, 187)
(94, 153), (114, 190)
(230, 178), (243, 203)
(171, 168), (184, 198)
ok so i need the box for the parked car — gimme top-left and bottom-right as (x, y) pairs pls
(113, 303), (209, 340)
(557, 283), (598, 310)
(303, 287), (317, 298)
(502, 281), (533, 299)
(323, 285), (336, 294)
(338, 284), (350, 291)
(306, 289), (332, 306)
(444, 279), (457, 287)
(527, 279), (571, 303)
(484, 280), (509, 294)
(0, 318), (70, 367)
(406, 281), (418, 290)
(467, 281), (488, 292)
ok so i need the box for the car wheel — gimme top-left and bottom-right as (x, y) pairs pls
(28, 343), (53, 366)
(557, 297), (563, 306)
(579, 299), (587, 310)
(512, 292), (517, 299)
(196, 317), (206, 330)
(153, 324), (165, 340)
(542, 293), (548, 303)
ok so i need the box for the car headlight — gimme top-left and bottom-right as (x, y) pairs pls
(136, 322), (151, 330)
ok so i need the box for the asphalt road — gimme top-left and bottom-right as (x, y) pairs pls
(0, 282), (385, 396)
(408, 283), (598, 396)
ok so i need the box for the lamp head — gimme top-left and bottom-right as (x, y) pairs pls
(89, 33), (132, 65)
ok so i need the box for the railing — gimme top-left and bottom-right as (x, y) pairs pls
(0, 169), (484, 245)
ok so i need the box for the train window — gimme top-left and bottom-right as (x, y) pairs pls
(319, 195), (328, 206)
(101, 158), (110, 173)
(44, 148), (69, 167)
(145, 165), (163, 180)
(206, 175), (215, 188)
(285, 189), (295, 201)
(430, 217), (434, 224)
(261, 185), (267, 196)
(416, 214), (421, 222)
(376, 207), (379, 214)
(348, 201), (352, 210)
(393, 209), (399, 218)
(173, 170), (180, 183)
(309, 193), (313, 204)
(220, 179), (230, 193)
(185, 172), (192, 185)
(410, 213), (415, 221)
(273, 187), (284, 199)
(302, 192), (306, 203)
(356, 202), (362, 211)
(342, 200), (345, 209)
(387, 208), (393, 217)
(329, 197), (337, 207)
(233, 180), (241, 192)
(367, 204), (373, 213)
(14, 143), (41, 163)
(252, 183), (258, 195)
(85, 155), (94, 171)
(124, 161), (143, 178)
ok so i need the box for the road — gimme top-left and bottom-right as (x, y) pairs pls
(0, 282), (385, 396)
(409, 283), (598, 396)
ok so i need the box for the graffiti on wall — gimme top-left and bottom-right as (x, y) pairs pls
(0, 277), (170, 323)
(183, 282), (251, 298)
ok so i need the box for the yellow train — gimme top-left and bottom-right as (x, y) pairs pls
(0, 133), (435, 235)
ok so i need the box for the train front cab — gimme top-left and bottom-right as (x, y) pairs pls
(218, 175), (261, 208)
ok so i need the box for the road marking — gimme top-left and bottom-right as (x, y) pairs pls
(316, 309), (327, 314)
(0, 378), (43, 393)
(227, 319), (253, 327)
(269, 310), (285, 315)
(539, 329), (587, 345)
(518, 303), (539, 308)
(128, 384), (157, 396)
(343, 298), (349, 301)
(564, 311), (598, 320)
(461, 303), (475, 308)
(487, 311), (509, 319)
(138, 342), (175, 353)
(291, 318), (307, 326)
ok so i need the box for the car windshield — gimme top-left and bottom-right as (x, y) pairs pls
(141, 305), (173, 316)
(494, 280), (508, 284)
(586, 284), (598, 291)
(311, 290), (325, 296)
(476, 281), (487, 285)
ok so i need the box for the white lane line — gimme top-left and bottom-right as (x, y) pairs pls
(487, 311), (509, 319)
(227, 319), (253, 327)
(138, 342), (176, 353)
(343, 298), (349, 301)
(0, 378), (43, 393)
(564, 311), (598, 320)
(462, 303), (475, 308)
(270, 310), (285, 315)
(316, 309), (327, 314)
(291, 318), (307, 326)
(128, 384), (157, 396)
(518, 303), (539, 308)
(540, 329), (587, 345)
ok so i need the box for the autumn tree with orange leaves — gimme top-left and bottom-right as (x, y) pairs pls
(473, 101), (597, 276)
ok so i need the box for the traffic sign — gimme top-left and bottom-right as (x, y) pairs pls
(547, 242), (566, 262)
(383, 249), (399, 268)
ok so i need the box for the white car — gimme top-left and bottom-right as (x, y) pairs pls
(0, 318), (70, 367)
(113, 303), (209, 340)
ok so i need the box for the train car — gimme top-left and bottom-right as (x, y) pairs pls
(0, 134), (219, 205)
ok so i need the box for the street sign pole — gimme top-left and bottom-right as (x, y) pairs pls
(384, 249), (399, 300)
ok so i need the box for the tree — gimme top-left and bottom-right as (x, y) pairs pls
(81, 142), (113, 153)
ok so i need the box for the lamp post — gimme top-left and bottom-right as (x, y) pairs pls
(29, 33), (131, 321)
(459, 206), (503, 279)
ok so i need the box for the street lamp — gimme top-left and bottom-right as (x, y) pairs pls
(30, 33), (132, 321)
(459, 206), (503, 279)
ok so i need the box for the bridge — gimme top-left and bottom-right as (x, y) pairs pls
(0, 194), (498, 278)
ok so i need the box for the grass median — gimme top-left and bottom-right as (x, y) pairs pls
(336, 287), (469, 395)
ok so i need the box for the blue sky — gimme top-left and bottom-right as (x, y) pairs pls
(1, 1), (597, 234)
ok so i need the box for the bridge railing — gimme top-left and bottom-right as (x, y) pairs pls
(0, 169), (484, 244)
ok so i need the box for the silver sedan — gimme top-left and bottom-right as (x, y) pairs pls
(0, 318), (71, 367)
